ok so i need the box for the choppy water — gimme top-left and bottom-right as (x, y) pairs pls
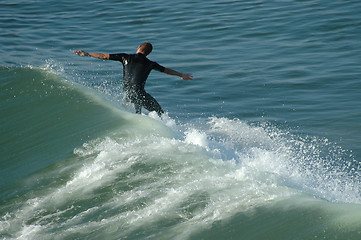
(1, 1), (361, 239)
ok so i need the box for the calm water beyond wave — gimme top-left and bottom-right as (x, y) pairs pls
(1, 0), (361, 239)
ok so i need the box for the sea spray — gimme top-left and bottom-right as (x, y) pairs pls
(204, 117), (361, 204)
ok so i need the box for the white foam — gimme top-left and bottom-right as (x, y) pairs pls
(2, 116), (360, 239)
(185, 129), (208, 148)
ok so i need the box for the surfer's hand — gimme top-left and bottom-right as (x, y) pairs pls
(74, 50), (89, 56)
(182, 73), (193, 80)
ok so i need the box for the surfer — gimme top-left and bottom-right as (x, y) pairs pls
(74, 42), (193, 116)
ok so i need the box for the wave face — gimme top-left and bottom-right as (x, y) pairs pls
(1, 67), (361, 239)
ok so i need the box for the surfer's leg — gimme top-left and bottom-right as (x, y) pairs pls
(141, 93), (164, 117)
(126, 91), (142, 114)
(134, 103), (142, 114)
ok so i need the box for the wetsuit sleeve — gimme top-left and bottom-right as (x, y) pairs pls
(109, 53), (128, 62)
(152, 61), (165, 72)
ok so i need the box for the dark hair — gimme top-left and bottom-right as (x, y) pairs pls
(140, 42), (153, 55)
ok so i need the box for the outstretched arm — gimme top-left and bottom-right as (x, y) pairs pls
(164, 68), (193, 80)
(74, 50), (110, 60)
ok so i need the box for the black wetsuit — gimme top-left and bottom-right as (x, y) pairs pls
(109, 53), (166, 115)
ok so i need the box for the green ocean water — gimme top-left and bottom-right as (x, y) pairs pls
(1, 0), (361, 239)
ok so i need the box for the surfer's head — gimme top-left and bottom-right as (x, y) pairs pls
(137, 42), (153, 56)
